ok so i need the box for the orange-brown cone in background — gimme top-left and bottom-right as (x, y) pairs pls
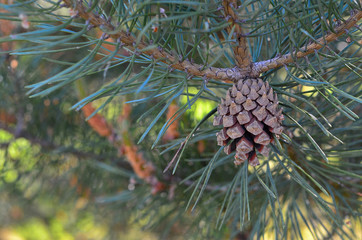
(213, 78), (284, 166)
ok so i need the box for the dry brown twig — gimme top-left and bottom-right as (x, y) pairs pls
(62, 0), (361, 81)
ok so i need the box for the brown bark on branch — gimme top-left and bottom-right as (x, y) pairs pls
(252, 10), (362, 74)
(81, 104), (113, 137)
(163, 102), (180, 141)
(63, 1), (361, 79)
(222, 0), (252, 72)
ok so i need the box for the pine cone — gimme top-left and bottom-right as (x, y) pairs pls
(213, 78), (284, 166)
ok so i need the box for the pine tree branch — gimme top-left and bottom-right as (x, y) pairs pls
(62, 0), (248, 81)
(252, 10), (362, 74)
(62, 1), (360, 81)
(79, 100), (166, 194)
(222, 0), (252, 72)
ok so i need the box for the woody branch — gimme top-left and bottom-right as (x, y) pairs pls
(62, 1), (361, 80)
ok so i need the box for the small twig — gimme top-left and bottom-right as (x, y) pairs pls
(222, 0), (252, 72)
(252, 10), (362, 75)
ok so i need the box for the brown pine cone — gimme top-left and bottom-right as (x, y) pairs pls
(213, 78), (284, 166)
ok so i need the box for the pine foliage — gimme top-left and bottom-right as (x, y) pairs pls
(0, 0), (361, 239)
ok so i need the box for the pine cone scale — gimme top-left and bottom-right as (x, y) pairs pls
(226, 124), (245, 139)
(223, 115), (236, 127)
(245, 118), (264, 135)
(237, 110), (252, 125)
